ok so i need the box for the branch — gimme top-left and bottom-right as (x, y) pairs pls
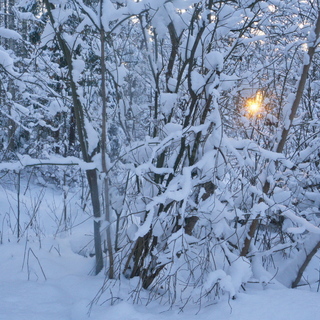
(277, 10), (320, 154)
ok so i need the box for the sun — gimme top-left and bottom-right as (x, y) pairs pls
(248, 102), (260, 113)
(246, 91), (263, 116)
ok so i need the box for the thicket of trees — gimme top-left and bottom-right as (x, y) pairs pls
(1, 0), (320, 306)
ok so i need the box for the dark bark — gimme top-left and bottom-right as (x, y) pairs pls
(292, 240), (320, 288)
(44, 0), (103, 274)
(276, 11), (320, 154)
(240, 11), (320, 258)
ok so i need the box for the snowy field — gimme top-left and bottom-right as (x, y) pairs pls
(0, 173), (319, 320)
(1, 240), (319, 320)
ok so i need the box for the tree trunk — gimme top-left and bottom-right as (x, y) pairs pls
(240, 11), (320, 258)
(99, 0), (114, 279)
(44, 0), (103, 275)
(292, 238), (320, 288)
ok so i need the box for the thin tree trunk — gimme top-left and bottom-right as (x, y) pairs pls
(240, 10), (320, 258)
(6, 0), (16, 153)
(44, 0), (103, 275)
(99, 0), (114, 279)
(292, 238), (320, 288)
(276, 10), (320, 154)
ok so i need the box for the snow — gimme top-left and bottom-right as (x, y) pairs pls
(283, 92), (295, 130)
(106, 63), (128, 86)
(191, 70), (206, 93)
(101, 0), (118, 31)
(0, 27), (22, 40)
(281, 209), (320, 235)
(40, 23), (56, 47)
(0, 46), (18, 76)
(84, 118), (100, 156)
(0, 172), (319, 320)
(239, 35), (267, 44)
(303, 52), (310, 65)
(51, 8), (74, 26)
(1, 238), (320, 320)
(72, 59), (85, 83)
(0, 154), (97, 172)
(0, 239), (100, 320)
(151, 4), (171, 39)
(1, 1), (320, 319)
(205, 51), (224, 72)
(160, 93), (177, 115)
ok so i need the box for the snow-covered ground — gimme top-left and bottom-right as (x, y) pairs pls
(1, 172), (320, 320)
(1, 239), (319, 320)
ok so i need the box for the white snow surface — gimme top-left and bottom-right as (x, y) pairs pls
(0, 178), (319, 320)
(0, 27), (22, 40)
(1, 240), (319, 320)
